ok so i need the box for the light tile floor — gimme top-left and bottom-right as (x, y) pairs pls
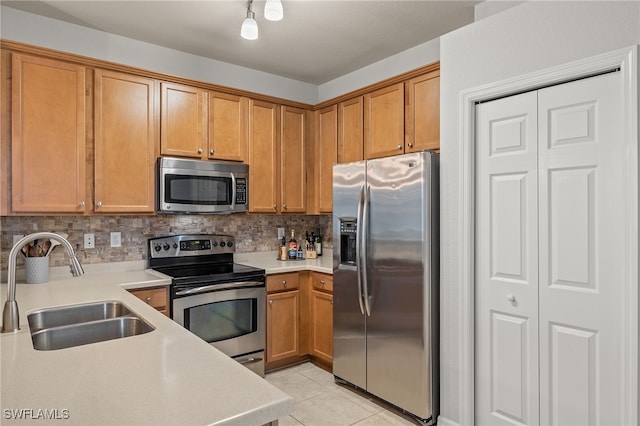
(266, 362), (418, 426)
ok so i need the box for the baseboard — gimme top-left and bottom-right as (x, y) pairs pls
(436, 416), (460, 426)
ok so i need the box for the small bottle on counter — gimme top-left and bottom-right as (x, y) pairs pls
(279, 236), (288, 260)
(315, 230), (322, 256)
(297, 245), (304, 260)
(288, 230), (298, 260)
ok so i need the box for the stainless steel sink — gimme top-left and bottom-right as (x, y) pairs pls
(27, 301), (155, 351)
(28, 301), (133, 332)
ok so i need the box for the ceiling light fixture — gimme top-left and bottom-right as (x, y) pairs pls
(264, 0), (284, 21)
(241, 0), (258, 40)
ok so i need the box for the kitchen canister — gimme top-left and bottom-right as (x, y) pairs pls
(25, 256), (49, 284)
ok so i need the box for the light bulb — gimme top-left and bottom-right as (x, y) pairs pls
(241, 11), (258, 40)
(264, 0), (283, 21)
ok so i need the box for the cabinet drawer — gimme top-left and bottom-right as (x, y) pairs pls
(312, 273), (333, 292)
(128, 286), (169, 315)
(267, 272), (300, 292)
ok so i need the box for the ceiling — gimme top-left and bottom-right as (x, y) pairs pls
(1, 0), (481, 84)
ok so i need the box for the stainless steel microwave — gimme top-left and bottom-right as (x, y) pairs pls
(157, 157), (248, 214)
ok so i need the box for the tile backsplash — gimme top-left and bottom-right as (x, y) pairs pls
(1, 214), (332, 269)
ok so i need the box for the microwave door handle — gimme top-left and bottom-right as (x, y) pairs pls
(230, 173), (237, 211)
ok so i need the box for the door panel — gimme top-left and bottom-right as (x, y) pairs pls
(538, 71), (624, 426)
(475, 91), (539, 426)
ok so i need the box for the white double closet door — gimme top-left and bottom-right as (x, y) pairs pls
(475, 71), (626, 425)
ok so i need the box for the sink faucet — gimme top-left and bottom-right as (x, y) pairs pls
(2, 232), (84, 333)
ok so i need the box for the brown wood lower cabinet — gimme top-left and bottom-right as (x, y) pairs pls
(266, 290), (300, 363)
(265, 271), (333, 372)
(128, 286), (169, 316)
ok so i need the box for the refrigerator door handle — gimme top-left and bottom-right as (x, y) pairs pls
(355, 185), (366, 315)
(361, 184), (371, 317)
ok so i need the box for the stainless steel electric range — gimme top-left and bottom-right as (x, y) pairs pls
(148, 234), (266, 376)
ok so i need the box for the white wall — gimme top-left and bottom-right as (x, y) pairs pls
(438, 1), (640, 425)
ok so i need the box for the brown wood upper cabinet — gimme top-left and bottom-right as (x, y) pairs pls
(11, 54), (87, 213)
(248, 101), (306, 214)
(338, 96), (364, 163)
(94, 69), (157, 213)
(315, 105), (337, 213)
(160, 83), (248, 162)
(363, 70), (440, 160)
(405, 69), (440, 153)
(364, 82), (405, 159)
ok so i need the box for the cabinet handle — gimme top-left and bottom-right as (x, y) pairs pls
(331, 300), (333, 304)
(197, 148), (203, 154)
(96, 201), (102, 207)
(79, 201), (85, 207)
(397, 145), (402, 150)
(269, 300), (273, 305)
(407, 142), (414, 148)
(282, 203), (287, 209)
(273, 204), (277, 210)
(320, 280), (325, 287)
(145, 296), (152, 303)
(282, 280), (287, 287)
(210, 149), (214, 155)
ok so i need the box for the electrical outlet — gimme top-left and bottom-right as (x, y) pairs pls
(110, 232), (122, 248)
(277, 228), (285, 240)
(84, 233), (95, 249)
(13, 234), (25, 245)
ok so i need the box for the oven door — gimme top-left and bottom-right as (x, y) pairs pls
(172, 283), (265, 369)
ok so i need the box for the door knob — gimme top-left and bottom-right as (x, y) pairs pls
(507, 294), (516, 303)
(210, 149), (214, 155)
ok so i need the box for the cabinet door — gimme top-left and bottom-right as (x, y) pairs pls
(11, 54), (86, 213)
(160, 82), (207, 159)
(267, 290), (300, 362)
(311, 290), (333, 364)
(280, 106), (306, 213)
(364, 83), (404, 160)
(248, 99), (279, 213)
(94, 70), (157, 213)
(209, 91), (247, 162)
(316, 105), (337, 213)
(405, 70), (439, 152)
(338, 96), (363, 163)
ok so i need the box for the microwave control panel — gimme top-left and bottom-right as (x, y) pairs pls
(236, 179), (247, 204)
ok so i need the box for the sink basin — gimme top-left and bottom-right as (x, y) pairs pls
(30, 317), (154, 351)
(28, 300), (133, 332)
(27, 301), (155, 351)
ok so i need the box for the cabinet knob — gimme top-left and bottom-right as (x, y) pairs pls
(197, 148), (203, 154)
(397, 145), (403, 150)
(282, 203), (287, 210)
(282, 280), (287, 287)
(79, 201), (85, 207)
(210, 149), (214, 155)
(408, 142), (414, 148)
(331, 300), (334, 305)
(507, 294), (516, 303)
(273, 204), (277, 210)
(145, 296), (152, 303)
(96, 201), (102, 207)
(320, 280), (325, 287)
(269, 300), (273, 305)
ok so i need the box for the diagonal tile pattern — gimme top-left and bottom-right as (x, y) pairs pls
(266, 362), (417, 426)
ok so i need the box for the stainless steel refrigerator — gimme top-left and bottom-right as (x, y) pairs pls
(333, 151), (439, 424)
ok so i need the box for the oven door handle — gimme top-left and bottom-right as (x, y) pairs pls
(174, 280), (264, 296)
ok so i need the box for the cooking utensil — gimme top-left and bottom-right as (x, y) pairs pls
(45, 232), (67, 256)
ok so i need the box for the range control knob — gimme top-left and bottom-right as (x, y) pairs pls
(154, 244), (161, 252)
(220, 241), (226, 248)
(173, 243), (178, 249)
(163, 243), (170, 251)
(212, 241), (218, 247)
(227, 241), (234, 248)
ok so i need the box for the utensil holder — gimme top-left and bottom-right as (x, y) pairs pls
(25, 256), (49, 284)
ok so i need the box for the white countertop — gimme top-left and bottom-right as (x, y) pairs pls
(235, 250), (333, 275)
(0, 260), (295, 425)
